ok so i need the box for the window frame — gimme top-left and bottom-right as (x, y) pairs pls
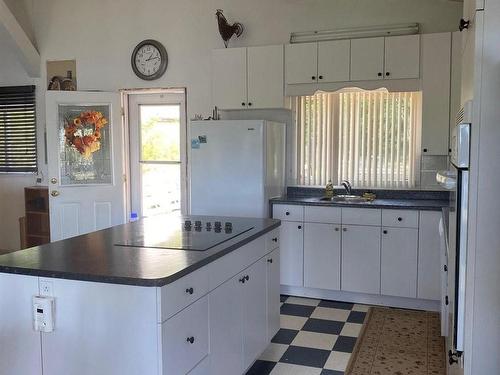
(0, 85), (38, 174)
(290, 90), (422, 189)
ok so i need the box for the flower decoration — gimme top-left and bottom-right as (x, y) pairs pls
(64, 111), (108, 158)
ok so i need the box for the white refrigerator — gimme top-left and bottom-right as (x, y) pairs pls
(189, 120), (285, 218)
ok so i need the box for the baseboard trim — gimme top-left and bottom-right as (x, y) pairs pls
(281, 285), (440, 312)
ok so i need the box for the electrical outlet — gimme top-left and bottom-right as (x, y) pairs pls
(40, 280), (53, 297)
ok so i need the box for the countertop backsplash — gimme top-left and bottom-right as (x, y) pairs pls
(285, 186), (450, 201)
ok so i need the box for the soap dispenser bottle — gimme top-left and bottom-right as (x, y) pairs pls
(325, 180), (334, 198)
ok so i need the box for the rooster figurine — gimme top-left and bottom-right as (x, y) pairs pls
(215, 9), (244, 48)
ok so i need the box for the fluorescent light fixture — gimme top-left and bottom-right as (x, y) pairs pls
(290, 23), (420, 43)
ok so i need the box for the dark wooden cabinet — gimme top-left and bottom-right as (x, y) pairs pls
(24, 187), (50, 248)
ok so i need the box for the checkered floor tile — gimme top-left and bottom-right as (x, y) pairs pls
(245, 295), (370, 375)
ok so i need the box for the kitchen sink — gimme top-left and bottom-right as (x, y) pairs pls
(318, 195), (371, 203)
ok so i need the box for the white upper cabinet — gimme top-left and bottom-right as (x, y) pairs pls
(212, 47), (247, 110)
(384, 35), (420, 80)
(350, 37), (385, 81)
(286, 41), (351, 84)
(212, 45), (284, 110)
(421, 32), (452, 155)
(317, 40), (351, 83)
(285, 42), (318, 84)
(247, 45), (284, 109)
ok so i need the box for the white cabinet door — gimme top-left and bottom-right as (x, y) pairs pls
(381, 227), (418, 298)
(418, 211), (441, 300)
(421, 33), (451, 155)
(279, 221), (304, 286)
(242, 259), (268, 370)
(384, 35), (420, 79)
(285, 42), (318, 84)
(0, 274), (42, 375)
(247, 45), (284, 109)
(350, 37), (384, 81)
(209, 275), (243, 375)
(317, 40), (350, 83)
(212, 47), (247, 110)
(304, 223), (341, 290)
(341, 225), (381, 294)
(266, 248), (281, 342)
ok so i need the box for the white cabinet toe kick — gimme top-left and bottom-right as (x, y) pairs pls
(273, 204), (442, 312)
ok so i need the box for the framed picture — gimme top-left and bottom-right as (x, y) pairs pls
(58, 104), (113, 185)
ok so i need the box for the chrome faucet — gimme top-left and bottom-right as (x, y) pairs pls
(341, 180), (352, 195)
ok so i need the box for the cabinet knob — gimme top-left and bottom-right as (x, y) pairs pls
(397, 217), (403, 222)
(318, 75), (323, 80)
(186, 336), (195, 344)
(185, 287), (194, 295)
(298, 225), (302, 229)
(51, 190), (60, 197)
(267, 258), (273, 263)
(377, 72), (382, 77)
(245, 275), (249, 281)
(385, 72), (390, 76)
(383, 230), (388, 234)
(239, 277), (246, 283)
(272, 237), (278, 242)
(444, 265), (448, 272)
(423, 148), (428, 153)
(335, 227), (339, 231)
(312, 76), (316, 80)
(248, 102), (252, 106)
(285, 211), (290, 216)
(343, 227), (347, 232)
(459, 18), (470, 32)
(241, 102), (246, 106)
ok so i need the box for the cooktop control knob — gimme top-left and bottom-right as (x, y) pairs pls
(206, 222), (212, 230)
(214, 221), (222, 228)
(194, 220), (202, 228)
(184, 220), (192, 229)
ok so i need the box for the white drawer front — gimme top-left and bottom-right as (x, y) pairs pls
(162, 296), (209, 375)
(208, 236), (266, 290)
(382, 209), (419, 228)
(342, 208), (381, 226)
(304, 206), (341, 224)
(266, 228), (280, 251)
(159, 266), (209, 322)
(272, 204), (304, 222)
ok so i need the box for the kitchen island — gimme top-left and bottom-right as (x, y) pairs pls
(0, 215), (281, 375)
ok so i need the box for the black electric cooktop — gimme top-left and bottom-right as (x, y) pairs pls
(115, 219), (254, 251)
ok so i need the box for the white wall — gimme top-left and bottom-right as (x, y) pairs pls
(0, 0), (462, 250)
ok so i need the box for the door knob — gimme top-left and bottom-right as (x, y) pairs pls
(50, 178), (57, 184)
(50, 190), (60, 197)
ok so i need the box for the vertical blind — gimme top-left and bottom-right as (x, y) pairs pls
(0, 85), (37, 173)
(292, 90), (420, 188)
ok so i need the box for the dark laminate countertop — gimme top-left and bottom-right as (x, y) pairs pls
(270, 196), (449, 211)
(0, 215), (280, 287)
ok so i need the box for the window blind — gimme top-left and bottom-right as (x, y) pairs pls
(0, 85), (37, 173)
(292, 90), (420, 188)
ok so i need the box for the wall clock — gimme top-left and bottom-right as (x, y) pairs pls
(131, 39), (168, 81)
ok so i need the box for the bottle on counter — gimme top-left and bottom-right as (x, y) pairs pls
(325, 180), (334, 198)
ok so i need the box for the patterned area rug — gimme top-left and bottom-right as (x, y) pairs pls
(345, 307), (445, 375)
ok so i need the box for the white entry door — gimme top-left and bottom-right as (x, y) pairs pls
(46, 91), (125, 241)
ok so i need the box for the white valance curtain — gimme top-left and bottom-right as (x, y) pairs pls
(292, 90), (421, 188)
